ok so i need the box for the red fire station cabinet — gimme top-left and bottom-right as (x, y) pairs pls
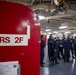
(0, 1), (40, 75)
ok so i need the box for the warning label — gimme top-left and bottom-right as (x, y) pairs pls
(0, 61), (19, 75)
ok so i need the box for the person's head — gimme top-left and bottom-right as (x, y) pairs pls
(63, 34), (65, 38)
(60, 38), (62, 40)
(75, 37), (76, 41)
(56, 37), (59, 40)
(41, 35), (44, 40)
(49, 34), (52, 38)
(73, 36), (75, 39)
(70, 35), (73, 39)
(67, 35), (70, 39)
(54, 37), (56, 41)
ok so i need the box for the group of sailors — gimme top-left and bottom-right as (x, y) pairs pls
(40, 34), (76, 67)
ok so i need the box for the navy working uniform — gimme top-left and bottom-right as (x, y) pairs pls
(47, 36), (53, 62)
(74, 38), (76, 57)
(58, 39), (64, 58)
(40, 36), (45, 65)
(63, 38), (71, 62)
(52, 38), (59, 64)
(70, 38), (74, 57)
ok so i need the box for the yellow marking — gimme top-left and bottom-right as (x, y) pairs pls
(57, 0), (63, 3)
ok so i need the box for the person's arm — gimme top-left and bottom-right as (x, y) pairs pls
(41, 40), (45, 49)
(73, 42), (75, 50)
(48, 39), (51, 45)
(52, 41), (55, 50)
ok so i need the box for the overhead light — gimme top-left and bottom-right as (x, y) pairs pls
(58, 11), (65, 15)
(64, 31), (71, 34)
(45, 29), (51, 32)
(48, 32), (52, 34)
(38, 15), (45, 20)
(58, 33), (62, 35)
(53, 31), (58, 34)
(59, 26), (68, 29)
(46, 27), (49, 28)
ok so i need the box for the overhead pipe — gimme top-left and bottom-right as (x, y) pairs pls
(52, 18), (76, 23)
(30, 0), (35, 5)
(44, 14), (72, 20)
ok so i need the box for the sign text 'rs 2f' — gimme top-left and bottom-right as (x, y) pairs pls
(0, 25), (30, 46)
(0, 37), (24, 43)
(0, 34), (28, 46)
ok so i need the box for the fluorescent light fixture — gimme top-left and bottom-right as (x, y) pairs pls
(46, 27), (49, 28)
(53, 31), (58, 34)
(58, 34), (62, 35)
(45, 29), (51, 32)
(58, 11), (65, 15)
(48, 32), (52, 34)
(59, 26), (68, 29)
(65, 31), (71, 34)
(38, 15), (45, 20)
